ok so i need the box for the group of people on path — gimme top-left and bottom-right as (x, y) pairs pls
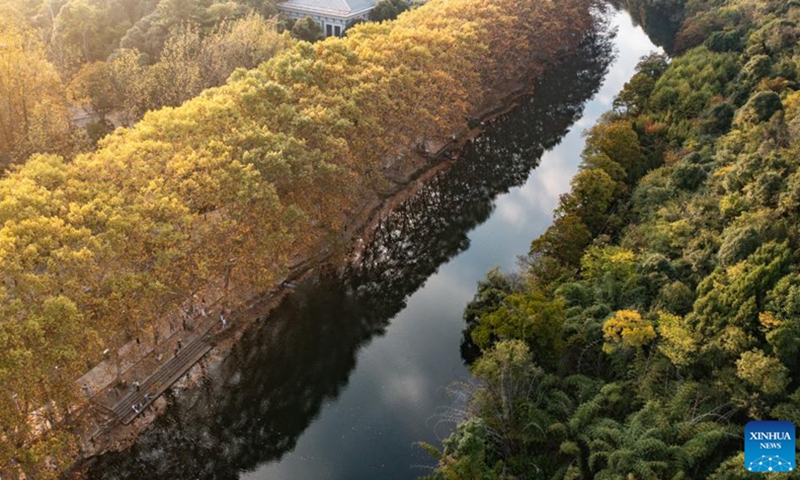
(107, 296), (235, 417)
(131, 393), (153, 415)
(180, 296), (235, 332)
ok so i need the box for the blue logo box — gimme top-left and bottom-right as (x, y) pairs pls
(745, 420), (796, 472)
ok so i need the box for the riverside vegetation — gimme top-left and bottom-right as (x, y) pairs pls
(0, 0), (599, 476)
(426, 0), (800, 478)
(1, 0), (418, 168)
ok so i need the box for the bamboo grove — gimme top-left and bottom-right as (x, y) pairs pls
(0, 0), (598, 475)
(427, 0), (800, 478)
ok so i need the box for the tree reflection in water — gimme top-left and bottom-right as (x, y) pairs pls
(88, 20), (615, 480)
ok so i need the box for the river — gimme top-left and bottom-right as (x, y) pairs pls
(88, 8), (659, 480)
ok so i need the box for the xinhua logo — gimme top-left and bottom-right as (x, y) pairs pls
(744, 420), (796, 472)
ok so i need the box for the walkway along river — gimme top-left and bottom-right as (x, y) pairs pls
(88, 8), (659, 480)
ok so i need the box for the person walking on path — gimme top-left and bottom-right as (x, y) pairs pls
(82, 383), (90, 397)
(201, 299), (207, 317)
(220, 312), (227, 329)
(133, 380), (140, 391)
(177, 338), (183, 350)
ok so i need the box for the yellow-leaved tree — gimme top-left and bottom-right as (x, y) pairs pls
(0, 13), (73, 168)
(603, 309), (656, 353)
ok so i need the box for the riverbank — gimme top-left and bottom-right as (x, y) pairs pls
(1, 0), (606, 475)
(81, 12), (641, 477)
(66, 49), (571, 478)
(422, 0), (800, 475)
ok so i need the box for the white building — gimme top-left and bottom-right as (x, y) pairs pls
(277, 0), (377, 37)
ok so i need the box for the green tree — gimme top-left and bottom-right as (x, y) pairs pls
(557, 168), (618, 235)
(369, 0), (409, 22)
(469, 340), (569, 471)
(530, 214), (592, 267)
(53, 0), (102, 62)
(291, 16), (322, 42)
(69, 61), (118, 118)
(734, 90), (783, 126)
(736, 349), (789, 395)
(656, 311), (697, 367)
(420, 419), (503, 480)
(583, 120), (646, 184)
(471, 293), (565, 368)
(580, 246), (639, 307)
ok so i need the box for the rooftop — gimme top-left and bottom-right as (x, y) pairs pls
(277, 0), (376, 16)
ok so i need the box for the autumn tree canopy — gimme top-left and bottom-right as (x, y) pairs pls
(0, 0), (598, 476)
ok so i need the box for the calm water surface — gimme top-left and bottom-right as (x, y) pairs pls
(89, 9), (659, 480)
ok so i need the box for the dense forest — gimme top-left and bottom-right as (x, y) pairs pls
(0, 0), (420, 169)
(0, 0), (600, 477)
(0, 0), (288, 168)
(424, 0), (800, 478)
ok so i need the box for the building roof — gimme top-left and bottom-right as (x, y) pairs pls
(277, 0), (376, 16)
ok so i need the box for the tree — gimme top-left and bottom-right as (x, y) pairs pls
(717, 226), (760, 266)
(53, 0), (102, 62)
(469, 340), (568, 469)
(69, 61), (118, 118)
(734, 90), (783, 126)
(656, 311), (697, 367)
(557, 168), (618, 235)
(461, 269), (516, 363)
(419, 418), (503, 480)
(633, 52), (669, 79)
(580, 246), (639, 307)
(198, 13), (283, 88)
(0, 20), (72, 168)
(530, 214), (592, 267)
(671, 162), (706, 190)
(345, 17), (365, 30)
(699, 101), (734, 135)
(369, 0), (409, 22)
(583, 120), (646, 184)
(156, 0), (209, 27)
(143, 24), (204, 109)
(471, 292), (565, 368)
(105, 48), (148, 124)
(602, 310), (656, 353)
(656, 281), (694, 315)
(614, 72), (655, 115)
(291, 16), (322, 42)
(735, 349), (789, 395)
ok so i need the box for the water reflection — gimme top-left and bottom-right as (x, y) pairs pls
(88, 19), (615, 480)
(348, 22), (614, 320)
(617, 0), (681, 53)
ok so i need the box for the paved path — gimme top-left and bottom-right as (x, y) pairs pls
(80, 239), (333, 433)
(82, 298), (229, 432)
(114, 329), (214, 425)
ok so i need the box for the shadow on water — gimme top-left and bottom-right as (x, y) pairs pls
(88, 20), (615, 480)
